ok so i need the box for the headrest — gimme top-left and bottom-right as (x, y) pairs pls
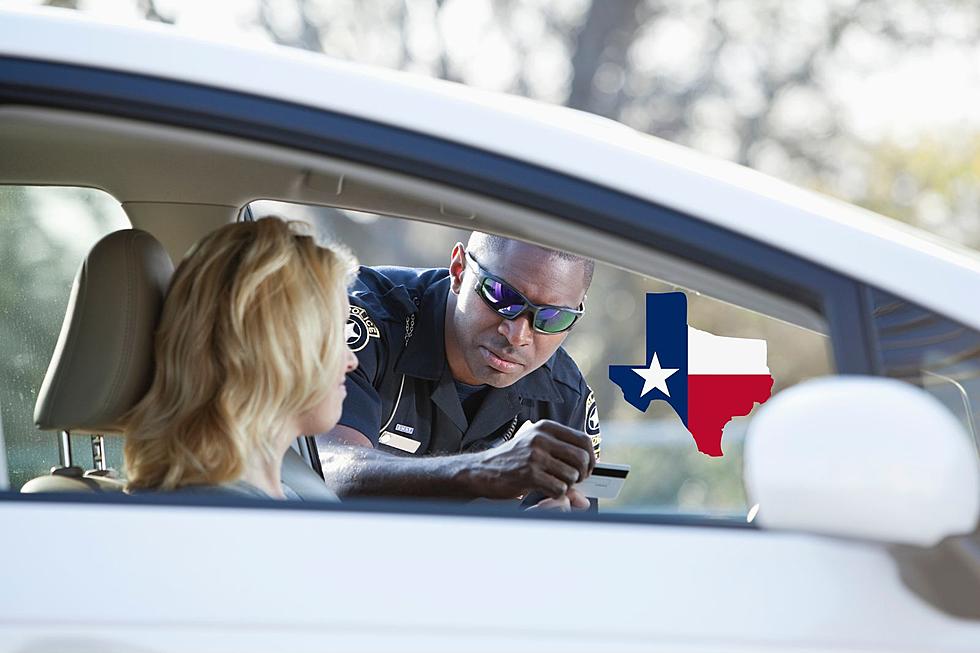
(34, 229), (174, 434)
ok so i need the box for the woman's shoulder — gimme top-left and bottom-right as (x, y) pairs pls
(161, 480), (299, 500)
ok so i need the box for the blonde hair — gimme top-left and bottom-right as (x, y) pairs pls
(124, 217), (356, 491)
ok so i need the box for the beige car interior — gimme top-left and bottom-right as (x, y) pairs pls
(0, 104), (827, 495)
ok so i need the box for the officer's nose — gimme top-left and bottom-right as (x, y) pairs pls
(498, 313), (534, 347)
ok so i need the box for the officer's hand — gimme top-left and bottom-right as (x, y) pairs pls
(526, 488), (591, 512)
(468, 420), (596, 500)
(566, 487), (591, 510)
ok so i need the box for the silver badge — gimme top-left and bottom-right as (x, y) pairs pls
(346, 305), (380, 352)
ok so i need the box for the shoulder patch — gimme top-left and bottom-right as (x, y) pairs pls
(346, 305), (381, 352)
(585, 390), (601, 460)
(585, 390), (600, 436)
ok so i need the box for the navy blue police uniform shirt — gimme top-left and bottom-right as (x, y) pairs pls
(340, 265), (602, 459)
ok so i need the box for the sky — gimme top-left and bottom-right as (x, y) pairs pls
(836, 42), (980, 142)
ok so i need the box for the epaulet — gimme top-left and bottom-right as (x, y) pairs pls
(350, 266), (422, 323)
(549, 347), (589, 396)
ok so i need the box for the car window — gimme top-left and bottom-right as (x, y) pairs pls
(0, 186), (130, 490)
(869, 288), (980, 456)
(581, 275), (832, 516)
(251, 200), (834, 517)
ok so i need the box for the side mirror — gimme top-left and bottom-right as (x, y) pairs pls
(745, 376), (979, 547)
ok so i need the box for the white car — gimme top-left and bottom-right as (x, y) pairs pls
(1, 6), (979, 652)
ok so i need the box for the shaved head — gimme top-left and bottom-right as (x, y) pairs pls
(466, 232), (595, 289)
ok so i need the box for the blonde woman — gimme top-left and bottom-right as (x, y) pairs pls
(125, 217), (358, 499)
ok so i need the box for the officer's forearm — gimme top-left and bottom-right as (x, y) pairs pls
(319, 443), (481, 499)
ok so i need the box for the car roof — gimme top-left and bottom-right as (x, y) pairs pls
(3, 6), (980, 329)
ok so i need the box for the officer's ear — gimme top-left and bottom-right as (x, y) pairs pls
(449, 242), (466, 294)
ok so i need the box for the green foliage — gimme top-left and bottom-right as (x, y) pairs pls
(846, 134), (980, 250)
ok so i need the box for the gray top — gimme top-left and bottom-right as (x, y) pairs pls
(168, 480), (302, 501)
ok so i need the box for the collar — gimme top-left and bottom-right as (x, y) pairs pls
(513, 354), (564, 404)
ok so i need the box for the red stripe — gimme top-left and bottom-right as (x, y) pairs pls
(687, 374), (774, 456)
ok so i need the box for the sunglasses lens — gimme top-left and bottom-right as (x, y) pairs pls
(474, 265), (581, 334)
(480, 278), (526, 318)
(534, 307), (579, 333)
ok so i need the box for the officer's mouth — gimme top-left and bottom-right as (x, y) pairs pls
(479, 346), (525, 374)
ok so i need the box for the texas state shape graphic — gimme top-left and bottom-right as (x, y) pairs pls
(608, 292), (774, 456)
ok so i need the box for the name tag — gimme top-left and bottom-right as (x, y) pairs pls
(379, 430), (422, 454)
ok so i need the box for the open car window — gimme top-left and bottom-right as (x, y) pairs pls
(0, 107), (837, 517)
(252, 199), (834, 517)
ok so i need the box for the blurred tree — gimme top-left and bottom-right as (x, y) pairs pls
(839, 133), (980, 249)
(566, 0), (642, 115)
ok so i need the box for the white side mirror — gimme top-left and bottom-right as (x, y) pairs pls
(745, 376), (979, 547)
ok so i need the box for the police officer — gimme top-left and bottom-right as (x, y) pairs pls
(317, 232), (601, 509)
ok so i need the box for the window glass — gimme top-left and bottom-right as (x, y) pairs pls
(252, 200), (834, 517)
(0, 186), (130, 490)
(869, 288), (980, 455)
(578, 276), (832, 515)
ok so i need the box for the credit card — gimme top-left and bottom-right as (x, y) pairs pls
(509, 422), (628, 499)
(573, 462), (630, 499)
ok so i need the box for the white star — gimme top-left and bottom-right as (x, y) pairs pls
(345, 320), (360, 343)
(631, 353), (679, 398)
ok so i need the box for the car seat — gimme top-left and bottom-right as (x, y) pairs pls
(24, 229), (171, 492)
(24, 228), (337, 500)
